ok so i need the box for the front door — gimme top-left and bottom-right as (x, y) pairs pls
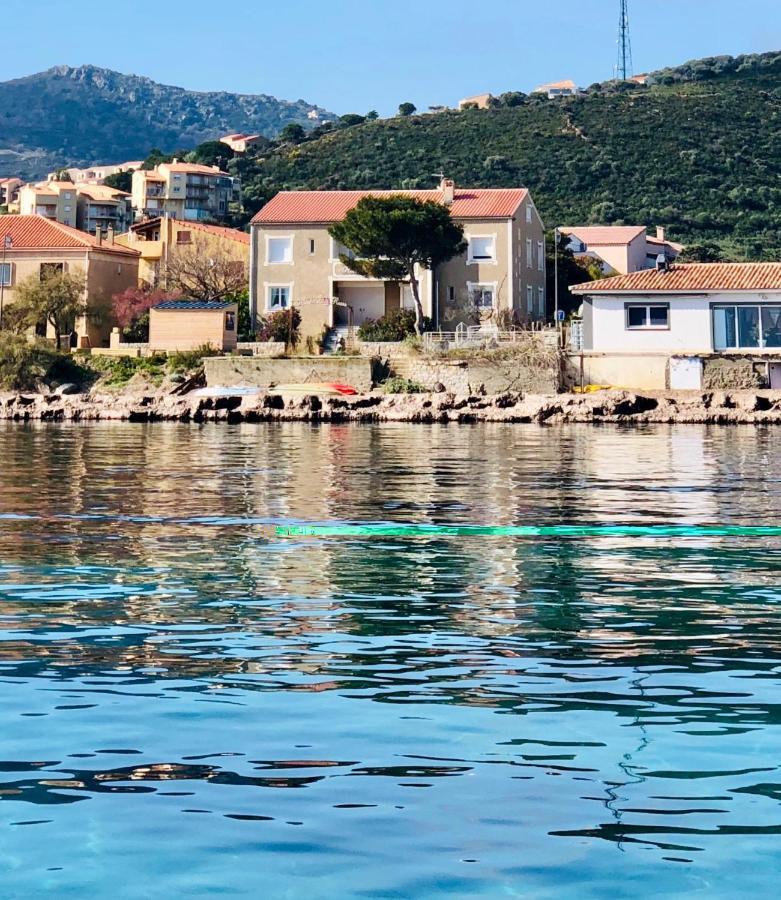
(338, 284), (385, 325)
(769, 362), (781, 389)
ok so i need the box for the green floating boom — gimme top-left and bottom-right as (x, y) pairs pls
(277, 524), (781, 539)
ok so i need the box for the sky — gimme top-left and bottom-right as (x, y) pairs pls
(3, 0), (781, 116)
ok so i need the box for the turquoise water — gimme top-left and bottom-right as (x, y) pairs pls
(1, 423), (781, 898)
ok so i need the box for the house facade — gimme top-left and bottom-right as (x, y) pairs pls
(115, 216), (249, 289)
(131, 162), (240, 223)
(560, 225), (682, 275)
(0, 178), (23, 210)
(0, 215), (139, 347)
(249, 180), (546, 341)
(533, 80), (579, 99)
(570, 262), (781, 390)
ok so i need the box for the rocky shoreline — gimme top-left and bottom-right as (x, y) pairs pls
(3, 388), (781, 424)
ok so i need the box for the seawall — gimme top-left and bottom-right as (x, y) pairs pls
(3, 389), (781, 424)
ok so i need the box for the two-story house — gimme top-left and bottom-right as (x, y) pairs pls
(131, 162), (240, 224)
(560, 225), (682, 275)
(249, 180), (546, 341)
(0, 215), (139, 347)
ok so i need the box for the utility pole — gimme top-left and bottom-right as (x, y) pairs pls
(0, 234), (12, 330)
(616, 0), (633, 81)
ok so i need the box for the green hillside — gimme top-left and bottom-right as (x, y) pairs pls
(235, 52), (781, 259)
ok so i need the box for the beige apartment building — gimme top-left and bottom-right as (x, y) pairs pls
(18, 180), (131, 235)
(0, 215), (139, 347)
(249, 180), (547, 340)
(0, 178), (23, 210)
(131, 161), (240, 224)
(115, 216), (249, 288)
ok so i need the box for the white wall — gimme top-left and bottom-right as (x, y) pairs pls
(590, 295), (713, 352)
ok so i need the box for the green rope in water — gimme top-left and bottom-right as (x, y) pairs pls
(277, 524), (781, 538)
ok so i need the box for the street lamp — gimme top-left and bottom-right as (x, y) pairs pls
(0, 234), (12, 330)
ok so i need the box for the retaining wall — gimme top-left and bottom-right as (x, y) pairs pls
(204, 356), (376, 392)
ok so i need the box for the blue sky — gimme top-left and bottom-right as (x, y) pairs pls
(3, 0), (780, 115)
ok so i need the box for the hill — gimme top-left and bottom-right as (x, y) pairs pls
(235, 51), (781, 259)
(0, 65), (334, 180)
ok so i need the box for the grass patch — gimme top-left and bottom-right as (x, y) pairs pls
(382, 376), (426, 394)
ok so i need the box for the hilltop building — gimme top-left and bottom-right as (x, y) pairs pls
(458, 93), (494, 110)
(115, 215), (249, 289)
(131, 161), (240, 223)
(220, 134), (264, 153)
(48, 161), (143, 185)
(560, 225), (682, 275)
(18, 180), (132, 236)
(249, 179), (546, 342)
(532, 80), (579, 98)
(0, 215), (139, 347)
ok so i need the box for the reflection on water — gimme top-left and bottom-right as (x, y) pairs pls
(1, 422), (781, 897)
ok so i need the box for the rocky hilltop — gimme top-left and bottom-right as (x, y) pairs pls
(0, 65), (334, 179)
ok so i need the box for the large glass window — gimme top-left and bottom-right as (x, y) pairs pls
(713, 305), (781, 349)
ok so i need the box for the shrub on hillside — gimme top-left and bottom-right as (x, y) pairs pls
(358, 309), (432, 342)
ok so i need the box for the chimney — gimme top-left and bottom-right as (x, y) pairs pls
(656, 226), (666, 242)
(441, 178), (455, 205)
(107, 225), (115, 245)
(655, 253), (668, 272)
(172, 158), (179, 165)
(97, 228), (103, 246)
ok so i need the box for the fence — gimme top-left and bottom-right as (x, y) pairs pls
(422, 323), (559, 353)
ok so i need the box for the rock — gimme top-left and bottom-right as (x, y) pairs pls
(432, 382), (446, 393)
(169, 373), (187, 384)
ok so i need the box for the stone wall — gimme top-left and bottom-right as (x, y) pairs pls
(236, 342), (287, 358)
(702, 357), (765, 390)
(393, 357), (560, 394)
(204, 356), (376, 392)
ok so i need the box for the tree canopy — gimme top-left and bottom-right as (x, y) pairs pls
(8, 269), (88, 345)
(329, 195), (466, 333)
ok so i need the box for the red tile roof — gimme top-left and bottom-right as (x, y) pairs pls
(176, 220), (250, 246)
(0, 215), (139, 257)
(561, 225), (647, 246)
(571, 262), (781, 294)
(252, 188), (530, 225)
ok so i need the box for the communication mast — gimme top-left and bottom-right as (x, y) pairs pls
(616, 0), (633, 81)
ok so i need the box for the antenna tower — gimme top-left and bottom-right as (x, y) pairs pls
(616, 0), (633, 81)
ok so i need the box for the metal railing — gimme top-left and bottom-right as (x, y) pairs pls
(422, 324), (559, 352)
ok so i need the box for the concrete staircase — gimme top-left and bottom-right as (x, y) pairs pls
(323, 325), (352, 354)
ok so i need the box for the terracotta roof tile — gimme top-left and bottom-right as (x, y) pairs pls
(561, 225), (647, 246)
(252, 188), (529, 225)
(571, 262), (781, 294)
(176, 220), (250, 245)
(0, 215), (139, 257)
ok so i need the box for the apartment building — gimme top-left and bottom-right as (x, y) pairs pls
(48, 161), (143, 185)
(18, 180), (131, 235)
(249, 179), (546, 340)
(220, 133), (264, 153)
(532, 80), (579, 99)
(0, 215), (139, 347)
(131, 161), (240, 223)
(115, 215), (249, 288)
(0, 177), (23, 209)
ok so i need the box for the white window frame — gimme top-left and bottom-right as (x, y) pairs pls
(265, 283), (293, 311)
(526, 284), (534, 314)
(625, 303), (670, 331)
(537, 241), (544, 271)
(526, 238), (533, 268)
(0, 262), (12, 286)
(711, 303), (781, 350)
(446, 286), (456, 305)
(467, 234), (496, 264)
(526, 204), (533, 224)
(467, 281), (497, 309)
(538, 286), (545, 315)
(309, 239), (316, 255)
(330, 237), (356, 262)
(265, 234), (294, 265)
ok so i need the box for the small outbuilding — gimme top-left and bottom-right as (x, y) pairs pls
(149, 299), (238, 352)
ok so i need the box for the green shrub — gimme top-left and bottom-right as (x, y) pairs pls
(257, 308), (301, 345)
(382, 376), (426, 394)
(358, 309), (433, 342)
(89, 353), (167, 386)
(166, 344), (221, 374)
(0, 335), (94, 391)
